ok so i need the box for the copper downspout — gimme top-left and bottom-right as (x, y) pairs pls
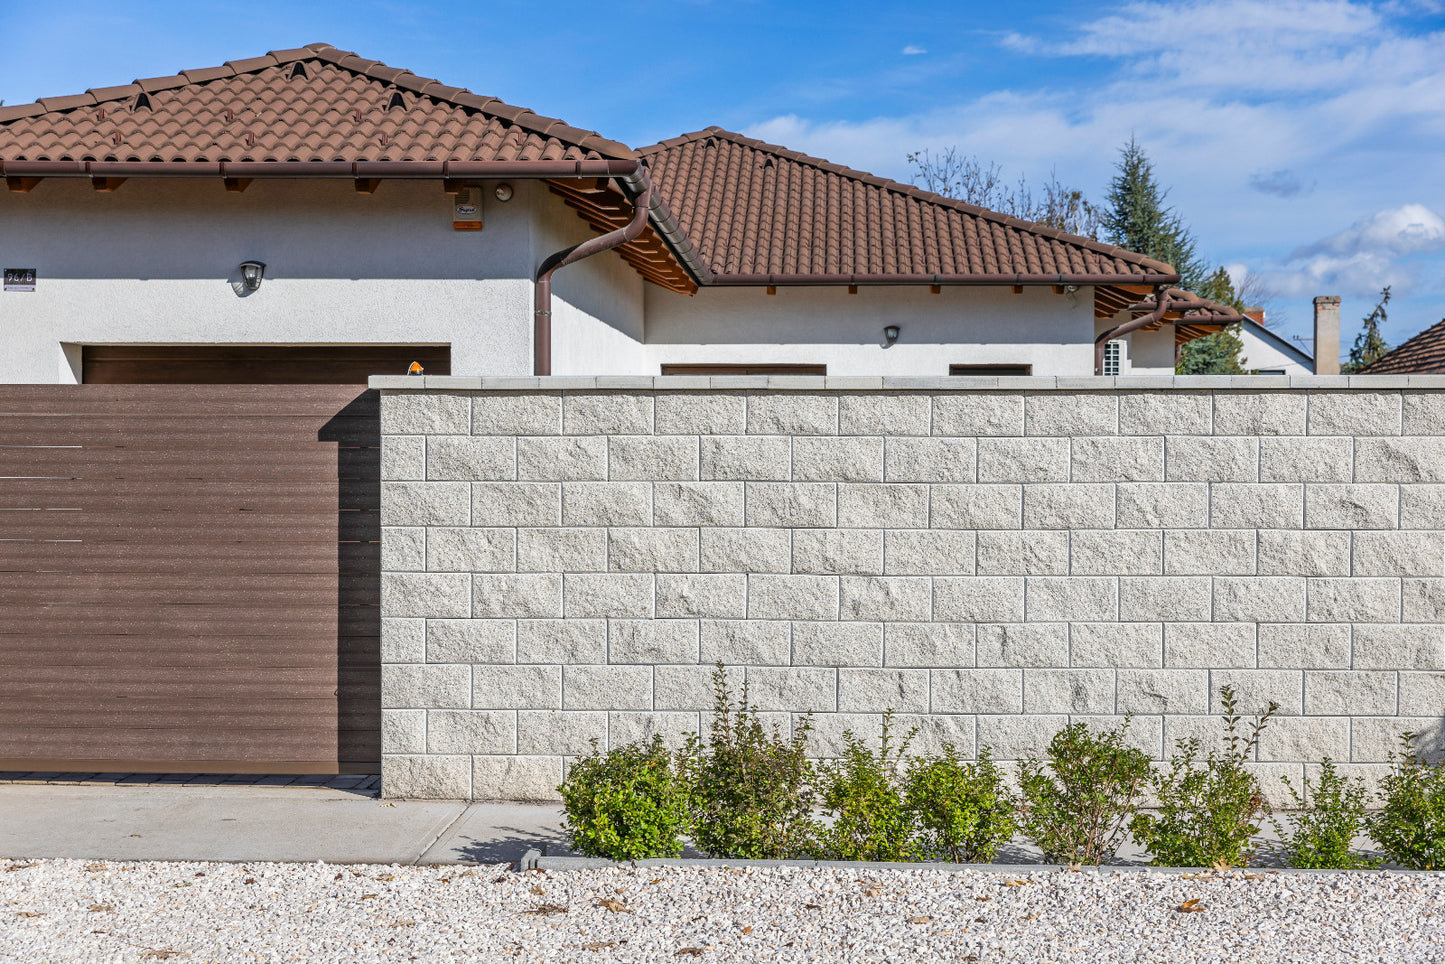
(533, 171), (653, 375)
(1093, 285), (1171, 375)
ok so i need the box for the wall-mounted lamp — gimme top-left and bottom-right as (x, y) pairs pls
(239, 260), (266, 292)
(883, 325), (901, 348)
(493, 183), (514, 202)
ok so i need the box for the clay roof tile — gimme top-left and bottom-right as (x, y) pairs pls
(639, 127), (1180, 284)
(0, 43), (636, 168)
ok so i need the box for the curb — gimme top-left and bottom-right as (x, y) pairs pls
(515, 850), (1431, 876)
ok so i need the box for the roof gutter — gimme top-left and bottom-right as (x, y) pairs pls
(707, 272), (1180, 287)
(533, 169), (653, 375)
(0, 159), (646, 179)
(1093, 285), (1171, 375)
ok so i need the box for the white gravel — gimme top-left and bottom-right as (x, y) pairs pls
(3, 857), (1444, 963)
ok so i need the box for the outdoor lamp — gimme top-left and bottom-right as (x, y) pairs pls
(493, 183), (514, 202)
(239, 260), (266, 292)
(883, 325), (901, 347)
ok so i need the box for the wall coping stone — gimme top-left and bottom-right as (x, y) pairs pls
(371, 374), (1440, 391)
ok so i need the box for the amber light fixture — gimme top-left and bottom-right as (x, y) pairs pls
(408, 361), (425, 375)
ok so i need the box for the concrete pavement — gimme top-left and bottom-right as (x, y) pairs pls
(0, 783), (574, 866)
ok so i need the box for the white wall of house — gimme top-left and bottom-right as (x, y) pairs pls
(533, 187), (648, 376)
(0, 178), (576, 382)
(0, 178), (1186, 380)
(1239, 320), (1313, 374)
(638, 284), (1097, 376)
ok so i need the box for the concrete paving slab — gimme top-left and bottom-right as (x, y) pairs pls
(0, 784), (467, 865)
(417, 803), (573, 865)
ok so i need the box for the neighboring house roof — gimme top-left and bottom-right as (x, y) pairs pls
(0, 42), (632, 164)
(1240, 318), (1313, 369)
(1358, 318), (1445, 374)
(639, 127), (1181, 291)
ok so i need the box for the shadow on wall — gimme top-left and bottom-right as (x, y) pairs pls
(320, 390), (384, 774)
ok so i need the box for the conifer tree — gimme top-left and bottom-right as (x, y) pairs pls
(1101, 138), (1207, 292)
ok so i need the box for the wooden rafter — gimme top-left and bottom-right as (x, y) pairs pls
(547, 179), (698, 294)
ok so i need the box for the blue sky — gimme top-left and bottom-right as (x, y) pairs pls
(3, 0), (1442, 359)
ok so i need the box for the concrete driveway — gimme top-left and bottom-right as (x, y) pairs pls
(0, 782), (574, 865)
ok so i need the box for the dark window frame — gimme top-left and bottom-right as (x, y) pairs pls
(948, 364), (1033, 376)
(661, 363), (827, 376)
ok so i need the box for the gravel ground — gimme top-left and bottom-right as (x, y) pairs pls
(3, 857), (1444, 963)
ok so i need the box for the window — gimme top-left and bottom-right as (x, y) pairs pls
(948, 364), (1032, 376)
(1102, 340), (1122, 376)
(660, 364), (826, 375)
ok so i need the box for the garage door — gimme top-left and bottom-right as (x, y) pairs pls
(0, 347), (444, 774)
(82, 345), (450, 384)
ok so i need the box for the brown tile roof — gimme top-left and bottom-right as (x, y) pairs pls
(640, 127), (1180, 285)
(0, 43), (634, 166)
(1359, 318), (1445, 374)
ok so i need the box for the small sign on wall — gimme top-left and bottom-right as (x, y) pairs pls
(453, 188), (483, 231)
(3, 268), (36, 292)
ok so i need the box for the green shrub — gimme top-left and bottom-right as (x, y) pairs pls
(558, 736), (692, 861)
(681, 665), (818, 859)
(1018, 718), (1152, 866)
(815, 711), (920, 862)
(1271, 758), (1378, 870)
(1130, 686), (1276, 868)
(904, 745), (1017, 863)
(1372, 732), (1445, 870)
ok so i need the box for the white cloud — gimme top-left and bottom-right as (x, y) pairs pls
(1294, 203), (1445, 258)
(741, 0), (1444, 339)
(1248, 204), (1445, 299)
(901, 45), (927, 55)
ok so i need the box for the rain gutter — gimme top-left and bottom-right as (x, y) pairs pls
(533, 170), (653, 375)
(1093, 285), (1172, 375)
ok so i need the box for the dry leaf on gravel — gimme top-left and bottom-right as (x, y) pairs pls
(530, 883), (546, 896)
(1004, 880), (1028, 888)
(360, 894), (378, 901)
(804, 903), (822, 910)
(388, 920), (417, 928)
(243, 879), (255, 885)
(861, 883), (883, 897)
(975, 896), (991, 902)
(88, 905), (114, 912)
(525, 903), (569, 916)
(907, 916), (931, 924)
(741, 926), (752, 935)
(15, 911), (45, 918)
(139, 951), (187, 960)
(1177, 899), (1205, 913)
(675, 949), (704, 957)
(582, 941), (618, 951)
(83, 863), (107, 873)
(5, 862), (36, 872)
(597, 899), (632, 913)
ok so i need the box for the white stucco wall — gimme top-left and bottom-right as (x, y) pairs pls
(0, 178), (571, 382)
(0, 177), (1188, 381)
(640, 284), (1097, 376)
(1240, 321), (1313, 375)
(532, 187), (647, 376)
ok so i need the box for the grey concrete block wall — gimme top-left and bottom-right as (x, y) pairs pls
(378, 378), (1445, 800)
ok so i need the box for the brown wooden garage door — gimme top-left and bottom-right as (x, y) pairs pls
(82, 345), (450, 384)
(0, 364), (429, 773)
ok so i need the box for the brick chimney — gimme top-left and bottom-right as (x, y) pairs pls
(1314, 296), (1341, 375)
